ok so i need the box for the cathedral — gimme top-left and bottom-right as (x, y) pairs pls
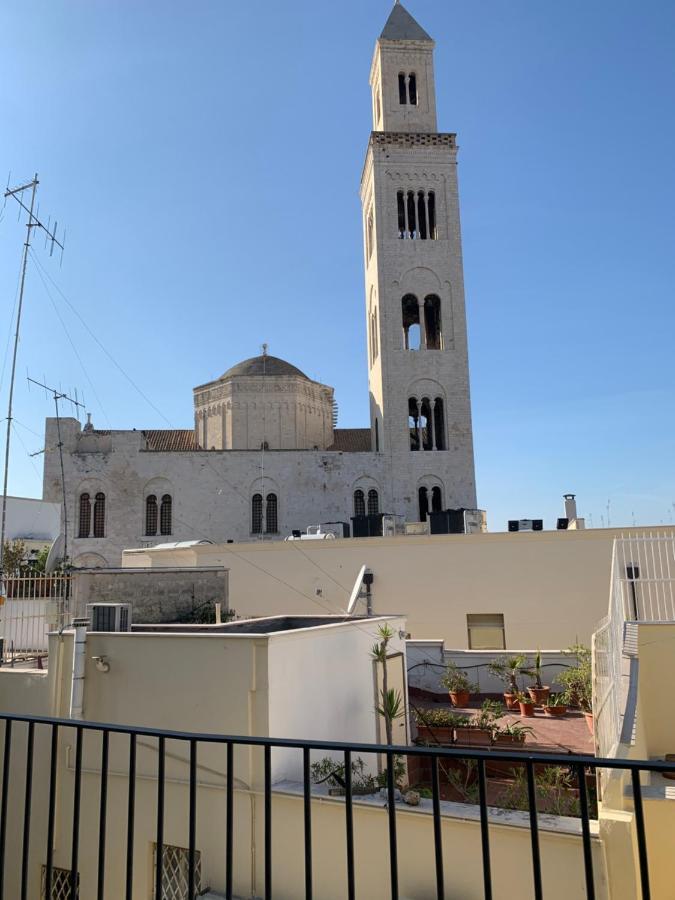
(43, 3), (477, 566)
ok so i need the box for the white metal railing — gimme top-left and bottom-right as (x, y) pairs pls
(0, 574), (72, 664)
(593, 532), (675, 764)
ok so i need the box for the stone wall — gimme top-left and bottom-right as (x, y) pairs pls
(71, 567), (229, 624)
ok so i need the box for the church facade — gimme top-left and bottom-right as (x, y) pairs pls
(43, 3), (477, 567)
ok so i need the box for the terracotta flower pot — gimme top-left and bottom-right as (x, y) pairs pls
(527, 686), (550, 705)
(416, 724), (454, 745)
(449, 690), (470, 708)
(543, 705), (567, 718)
(584, 712), (594, 734)
(518, 701), (535, 717)
(503, 693), (519, 710)
(454, 726), (493, 747)
(493, 734), (526, 748)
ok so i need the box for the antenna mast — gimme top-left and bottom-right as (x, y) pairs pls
(0, 174), (65, 579)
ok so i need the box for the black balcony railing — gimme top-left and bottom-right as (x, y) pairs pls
(0, 711), (672, 900)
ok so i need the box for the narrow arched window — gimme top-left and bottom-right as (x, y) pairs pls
(421, 397), (432, 450)
(434, 397), (446, 451)
(428, 191), (436, 239)
(93, 493), (105, 538)
(252, 494), (263, 534)
(366, 211), (374, 259)
(354, 489), (365, 517)
(406, 191), (417, 238)
(424, 295), (442, 349)
(160, 494), (172, 535)
(417, 191), (427, 240)
(402, 294), (420, 350)
(78, 493), (91, 538)
(418, 486), (429, 521)
(367, 489), (379, 516)
(266, 493), (278, 534)
(145, 495), (158, 536)
(431, 485), (443, 512)
(409, 397), (420, 451)
(397, 191), (406, 238)
(408, 73), (418, 105)
(398, 72), (407, 105)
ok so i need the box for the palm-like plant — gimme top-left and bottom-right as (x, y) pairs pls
(487, 655), (527, 693)
(371, 624), (403, 744)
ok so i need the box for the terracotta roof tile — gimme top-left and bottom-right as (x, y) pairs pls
(327, 428), (371, 452)
(142, 430), (200, 452)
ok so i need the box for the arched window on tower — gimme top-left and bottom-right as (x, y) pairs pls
(434, 397), (446, 451)
(406, 191), (417, 238)
(366, 210), (374, 260)
(397, 191), (406, 239)
(408, 72), (418, 105)
(367, 489), (380, 515)
(354, 489), (365, 517)
(78, 493), (91, 538)
(421, 397), (433, 450)
(431, 485), (443, 512)
(418, 486), (429, 522)
(408, 397), (421, 451)
(424, 295), (442, 349)
(265, 494), (278, 534)
(251, 494), (263, 534)
(398, 72), (407, 105)
(428, 191), (437, 238)
(160, 494), (172, 536)
(417, 191), (427, 240)
(145, 495), (158, 536)
(93, 493), (106, 538)
(402, 295), (421, 350)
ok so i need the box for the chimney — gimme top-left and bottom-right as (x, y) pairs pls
(563, 493), (577, 522)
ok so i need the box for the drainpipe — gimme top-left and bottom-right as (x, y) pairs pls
(69, 617), (89, 720)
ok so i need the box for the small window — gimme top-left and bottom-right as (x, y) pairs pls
(252, 494), (263, 534)
(266, 493), (278, 534)
(42, 865), (80, 898)
(398, 72), (407, 105)
(408, 72), (417, 105)
(145, 495), (158, 536)
(93, 493), (105, 538)
(160, 494), (172, 536)
(153, 844), (202, 900)
(354, 489), (365, 517)
(367, 489), (379, 516)
(467, 614), (505, 650)
(78, 493), (91, 539)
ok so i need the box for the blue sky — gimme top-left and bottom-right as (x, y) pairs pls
(1, 0), (674, 531)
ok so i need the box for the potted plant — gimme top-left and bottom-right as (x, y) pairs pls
(542, 693), (568, 717)
(455, 700), (502, 747)
(488, 655), (527, 709)
(515, 691), (535, 717)
(493, 721), (534, 747)
(524, 650), (550, 704)
(414, 708), (468, 746)
(440, 662), (477, 707)
(558, 644), (593, 731)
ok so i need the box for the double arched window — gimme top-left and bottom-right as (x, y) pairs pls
(398, 72), (417, 106)
(402, 294), (442, 349)
(252, 493), (278, 534)
(396, 191), (436, 240)
(354, 488), (380, 517)
(408, 397), (446, 451)
(418, 485), (443, 521)
(78, 492), (105, 538)
(145, 494), (172, 536)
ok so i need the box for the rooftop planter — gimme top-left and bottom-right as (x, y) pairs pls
(414, 708), (470, 746)
(487, 655), (528, 709)
(439, 662), (477, 708)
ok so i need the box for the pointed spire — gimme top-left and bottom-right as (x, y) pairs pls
(380, 3), (432, 42)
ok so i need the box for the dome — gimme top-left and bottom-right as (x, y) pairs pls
(221, 355), (309, 381)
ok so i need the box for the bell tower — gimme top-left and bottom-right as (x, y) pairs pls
(361, 2), (477, 519)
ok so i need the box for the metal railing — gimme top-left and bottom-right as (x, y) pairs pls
(0, 575), (72, 664)
(0, 712), (672, 900)
(594, 533), (675, 762)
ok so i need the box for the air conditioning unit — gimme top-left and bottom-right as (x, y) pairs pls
(87, 603), (132, 633)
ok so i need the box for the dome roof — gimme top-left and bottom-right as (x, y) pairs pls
(221, 354), (309, 381)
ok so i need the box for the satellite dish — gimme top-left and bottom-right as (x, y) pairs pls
(45, 534), (65, 573)
(346, 564), (367, 615)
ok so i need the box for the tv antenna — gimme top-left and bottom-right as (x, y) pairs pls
(26, 377), (84, 572)
(0, 174), (65, 580)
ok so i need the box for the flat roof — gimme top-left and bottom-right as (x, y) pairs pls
(130, 614), (399, 637)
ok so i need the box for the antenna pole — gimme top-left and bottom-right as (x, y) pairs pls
(0, 175), (38, 574)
